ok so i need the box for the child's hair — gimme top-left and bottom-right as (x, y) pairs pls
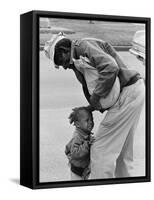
(54, 38), (71, 66)
(68, 107), (92, 125)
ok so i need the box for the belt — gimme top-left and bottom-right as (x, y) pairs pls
(125, 74), (142, 87)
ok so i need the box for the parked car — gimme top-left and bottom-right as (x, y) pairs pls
(129, 30), (145, 63)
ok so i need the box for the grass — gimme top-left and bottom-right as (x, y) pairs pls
(40, 18), (145, 47)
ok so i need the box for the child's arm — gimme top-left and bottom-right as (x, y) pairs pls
(65, 144), (70, 156)
(65, 140), (74, 162)
(65, 138), (73, 156)
(71, 137), (90, 159)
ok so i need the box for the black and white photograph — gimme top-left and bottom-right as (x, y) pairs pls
(0, 0), (153, 197)
(39, 15), (147, 183)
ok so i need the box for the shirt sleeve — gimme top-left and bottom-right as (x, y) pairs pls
(104, 41), (129, 70)
(80, 41), (119, 98)
(70, 137), (89, 160)
(103, 41), (117, 57)
(65, 139), (73, 156)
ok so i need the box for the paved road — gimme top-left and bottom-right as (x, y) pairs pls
(39, 51), (145, 182)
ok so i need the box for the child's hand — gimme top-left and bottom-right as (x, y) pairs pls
(89, 135), (95, 145)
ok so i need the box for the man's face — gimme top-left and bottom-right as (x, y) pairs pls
(59, 51), (71, 70)
(77, 110), (94, 132)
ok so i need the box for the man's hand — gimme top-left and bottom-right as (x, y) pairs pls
(90, 93), (102, 111)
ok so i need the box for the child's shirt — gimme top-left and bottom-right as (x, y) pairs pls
(65, 128), (93, 176)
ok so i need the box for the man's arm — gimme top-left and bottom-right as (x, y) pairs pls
(104, 42), (128, 70)
(80, 41), (119, 106)
(82, 85), (91, 104)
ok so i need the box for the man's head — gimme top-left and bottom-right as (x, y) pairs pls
(69, 107), (94, 133)
(44, 33), (72, 69)
(54, 38), (72, 70)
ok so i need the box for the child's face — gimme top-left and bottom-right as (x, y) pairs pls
(77, 110), (94, 132)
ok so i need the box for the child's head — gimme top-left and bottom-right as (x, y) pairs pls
(69, 107), (94, 132)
